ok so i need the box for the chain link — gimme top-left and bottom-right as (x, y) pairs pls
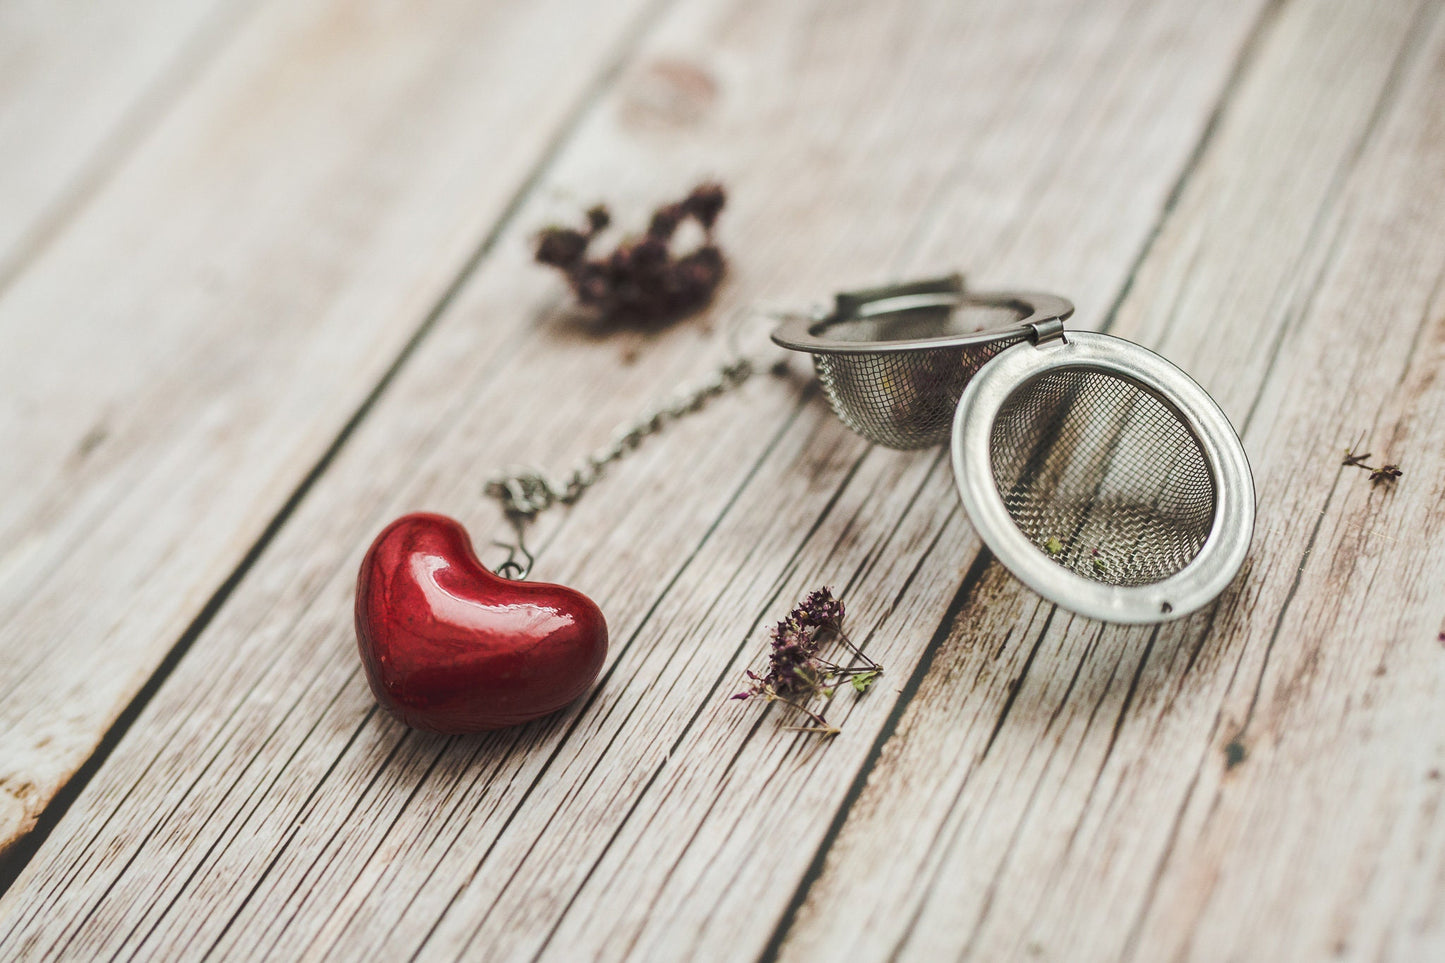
(484, 356), (756, 529)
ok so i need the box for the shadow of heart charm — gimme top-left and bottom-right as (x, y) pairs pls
(355, 513), (608, 733)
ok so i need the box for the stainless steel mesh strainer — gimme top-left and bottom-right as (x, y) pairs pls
(770, 275), (1074, 449)
(772, 275), (1254, 623)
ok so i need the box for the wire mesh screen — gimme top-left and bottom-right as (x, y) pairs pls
(813, 342), (1009, 449)
(988, 367), (1216, 587)
(804, 300), (1027, 449)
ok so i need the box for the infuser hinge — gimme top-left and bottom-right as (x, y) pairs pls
(1025, 317), (1066, 345)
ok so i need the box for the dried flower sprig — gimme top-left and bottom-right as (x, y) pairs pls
(534, 183), (727, 326)
(732, 588), (882, 736)
(1342, 436), (1403, 487)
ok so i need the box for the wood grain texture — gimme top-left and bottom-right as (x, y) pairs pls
(0, 0), (247, 288)
(781, 0), (1445, 959)
(0, 0), (1275, 958)
(0, 0), (658, 852)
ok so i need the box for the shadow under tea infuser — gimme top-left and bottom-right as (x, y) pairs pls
(771, 274), (1254, 625)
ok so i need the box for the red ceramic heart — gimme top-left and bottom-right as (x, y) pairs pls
(355, 512), (608, 733)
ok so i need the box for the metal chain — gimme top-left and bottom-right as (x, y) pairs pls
(483, 355), (756, 532)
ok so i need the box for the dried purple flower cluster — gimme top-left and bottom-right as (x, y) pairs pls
(732, 588), (881, 735)
(534, 183), (727, 325)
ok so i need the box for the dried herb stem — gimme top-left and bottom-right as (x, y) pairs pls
(731, 588), (883, 735)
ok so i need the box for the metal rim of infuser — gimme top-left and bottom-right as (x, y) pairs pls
(950, 329), (1255, 624)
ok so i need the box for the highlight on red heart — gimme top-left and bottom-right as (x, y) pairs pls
(354, 513), (608, 733)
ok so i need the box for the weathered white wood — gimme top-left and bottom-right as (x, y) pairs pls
(0, 0), (1275, 958)
(0, 0), (658, 852)
(782, 1), (1445, 960)
(0, 0), (243, 286)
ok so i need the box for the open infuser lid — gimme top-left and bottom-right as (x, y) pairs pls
(771, 275), (1255, 624)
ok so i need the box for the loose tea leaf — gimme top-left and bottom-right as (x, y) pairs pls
(851, 670), (880, 694)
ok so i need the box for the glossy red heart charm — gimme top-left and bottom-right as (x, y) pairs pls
(354, 513), (608, 733)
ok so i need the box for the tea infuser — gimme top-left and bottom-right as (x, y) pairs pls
(771, 274), (1254, 624)
(770, 275), (1075, 449)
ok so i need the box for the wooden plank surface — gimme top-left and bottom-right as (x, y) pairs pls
(782, 1), (1445, 959)
(0, 0), (1274, 957)
(0, 0), (246, 287)
(2, 0), (1442, 959)
(0, 0), (657, 851)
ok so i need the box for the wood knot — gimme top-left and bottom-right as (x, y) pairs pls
(619, 58), (718, 130)
(1224, 739), (1247, 770)
(75, 423), (109, 459)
